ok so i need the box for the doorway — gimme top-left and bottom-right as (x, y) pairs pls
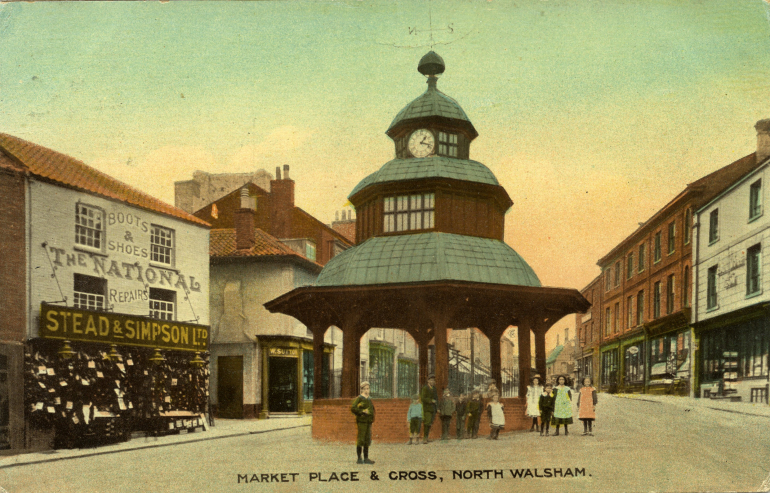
(269, 357), (297, 412)
(218, 356), (243, 418)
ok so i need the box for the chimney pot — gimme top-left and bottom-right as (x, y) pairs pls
(239, 187), (254, 210)
(283, 164), (290, 180)
(335, 211), (339, 221)
(275, 167), (282, 180)
(756, 119), (770, 164)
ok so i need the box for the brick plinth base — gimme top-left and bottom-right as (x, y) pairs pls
(312, 398), (529, 443)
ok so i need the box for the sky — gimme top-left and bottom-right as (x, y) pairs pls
(2, 0), (770, 351)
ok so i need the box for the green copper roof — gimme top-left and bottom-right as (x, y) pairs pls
(315, 233), (541, 287)
(349, 156), (500, 198)
(387, 82), (471, 132)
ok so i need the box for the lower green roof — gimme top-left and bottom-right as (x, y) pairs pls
(315, 233), (541, 287)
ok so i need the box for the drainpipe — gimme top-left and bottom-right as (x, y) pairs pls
(692, 214), (701, 398)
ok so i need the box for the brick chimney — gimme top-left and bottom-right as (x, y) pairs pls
(235, 187), (256, 250)
(270, 164), (295, 239)
(756, 119), (770, 164)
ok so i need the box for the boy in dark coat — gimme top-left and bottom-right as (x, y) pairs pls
(538, 383), (555, 437)
(351, 381), (375, 464)
(465, 389), (483, 439)
(420, 375), (438, 444)
(455, 393), (467, 439)
(439, 388), (456, 440)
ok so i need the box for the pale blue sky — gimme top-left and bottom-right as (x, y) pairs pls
(2, 0), (769, 340)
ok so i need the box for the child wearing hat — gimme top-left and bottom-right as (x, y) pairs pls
(350, 381), (375, 464)
(465, 388), (483, 439)
(420, 375), (438, 444)
(439, 388), (456, 440)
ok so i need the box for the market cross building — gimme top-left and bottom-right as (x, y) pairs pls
(0, 133), (211, 451)
(265, 52), (590, 442)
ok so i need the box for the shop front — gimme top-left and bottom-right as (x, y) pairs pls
(620, 334), (646, 394)
(258, 336), (333, 418)
(645, 314), (691, 396)
(600, 344), (619, 393)
(26, 304), (210, 448)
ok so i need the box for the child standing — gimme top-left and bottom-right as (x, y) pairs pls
(538, 384), (555, 436)
(551, 375), (573, 436)
(486, 392), (505, 440)
(577, 377), (597, 436)
(406, 394), (423, 445)
(439, 389), (456, 440)
(350, 381), (375, 464)
(525, 376), (543, 432)
(465, 389), (482, 439)
(455, 393), (467, 440)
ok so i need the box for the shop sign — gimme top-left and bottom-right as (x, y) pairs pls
(269, 348), (298, 358)
(40, 303), (209, 351)
(626, 346), (639, 355)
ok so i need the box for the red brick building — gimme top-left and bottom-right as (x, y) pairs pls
(583, 146), (762, 396)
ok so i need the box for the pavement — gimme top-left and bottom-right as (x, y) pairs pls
(0, 414), (311, 469)
(614, 391), (770, 418)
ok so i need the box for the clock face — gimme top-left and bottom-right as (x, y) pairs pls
(408, 129), (435, 158)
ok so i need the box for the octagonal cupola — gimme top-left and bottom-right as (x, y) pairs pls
(349, 51), (513, 246)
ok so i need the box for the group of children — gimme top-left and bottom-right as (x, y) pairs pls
(525, 375), (598, 436)
(406, 382), (506, 443)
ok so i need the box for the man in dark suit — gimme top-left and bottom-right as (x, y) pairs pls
(420, 375), (438, 444)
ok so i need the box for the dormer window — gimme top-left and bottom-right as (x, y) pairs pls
(383, 193), (435, 233)
(438, 132), (458, 157)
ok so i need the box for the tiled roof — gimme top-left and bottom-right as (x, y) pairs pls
(388, 83), (472, 132)
(349, 156), (500, 198)
(315, 232), (541, 287)
(0, 133), (209, 227)
(210, 228), (318, 264)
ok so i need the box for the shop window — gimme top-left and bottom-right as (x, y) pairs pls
(653, 281), (661, 319)
(149, 287), (175, 321)
(636, 290), (644, 325)
(709, 209), (719, 244)
(150, 225), (174, 265)
(627, 253), (634, 280)
(438, 132), (458, 157)
(707, 265), (718, 310)
(73, 274), (106, 311)
(654, 232), (662, 263)
(668, 221), (676, 255)
(383, 193), (435, 233)
(398, 359), (418, 398)
(75, 203), (104, 250)
(369, 344), (394, 398)
(650, 333), (689, 380)
(750, 179), (763, 220)
(684, 208), (692, 245)
(638, 244), (645, 272)
(303, 351), (314, 401)
(666, 274), (675, 314)
(601, 349), (618, 387)
(747, 244), (761, 296)
(624, 342), (645, 384)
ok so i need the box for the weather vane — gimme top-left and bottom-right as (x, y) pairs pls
(378, 0), (474, 49)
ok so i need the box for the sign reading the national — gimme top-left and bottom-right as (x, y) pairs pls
(40, 303), (209, 351)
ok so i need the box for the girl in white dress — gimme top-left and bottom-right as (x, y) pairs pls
(525, 376), (544, 432)
(486, 392), (505, 440)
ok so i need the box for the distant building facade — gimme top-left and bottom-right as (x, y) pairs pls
(175, 169), (273, 214)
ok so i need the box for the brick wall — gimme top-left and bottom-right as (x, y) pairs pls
(0, 168), (26, 342)
(311, 398), (529, 443)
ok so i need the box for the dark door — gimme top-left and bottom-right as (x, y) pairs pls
(269, 357), (297, 412)
(218, 356), (243, 419)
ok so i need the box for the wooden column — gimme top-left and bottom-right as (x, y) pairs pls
(341, 326), (359, 398)
(534, 326), (547, 383)
(489, 330), (502, 392)
(312, 325), (327, 400)
(517, 323), (532, 398)
(259, 344), (269, 419)
(434, 319), (449, 394)
(418, 331), (429, 389)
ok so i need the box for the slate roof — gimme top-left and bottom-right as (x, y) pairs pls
(546, 345), (565, 366)
(0, 132), (209, 227)
(315, 232), (541, 287)
(349, 156), (500, 198)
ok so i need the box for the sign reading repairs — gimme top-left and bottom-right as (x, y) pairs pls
(40, 303), (209, 351)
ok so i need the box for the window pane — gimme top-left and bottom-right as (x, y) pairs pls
(410, 212), (422, 230)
